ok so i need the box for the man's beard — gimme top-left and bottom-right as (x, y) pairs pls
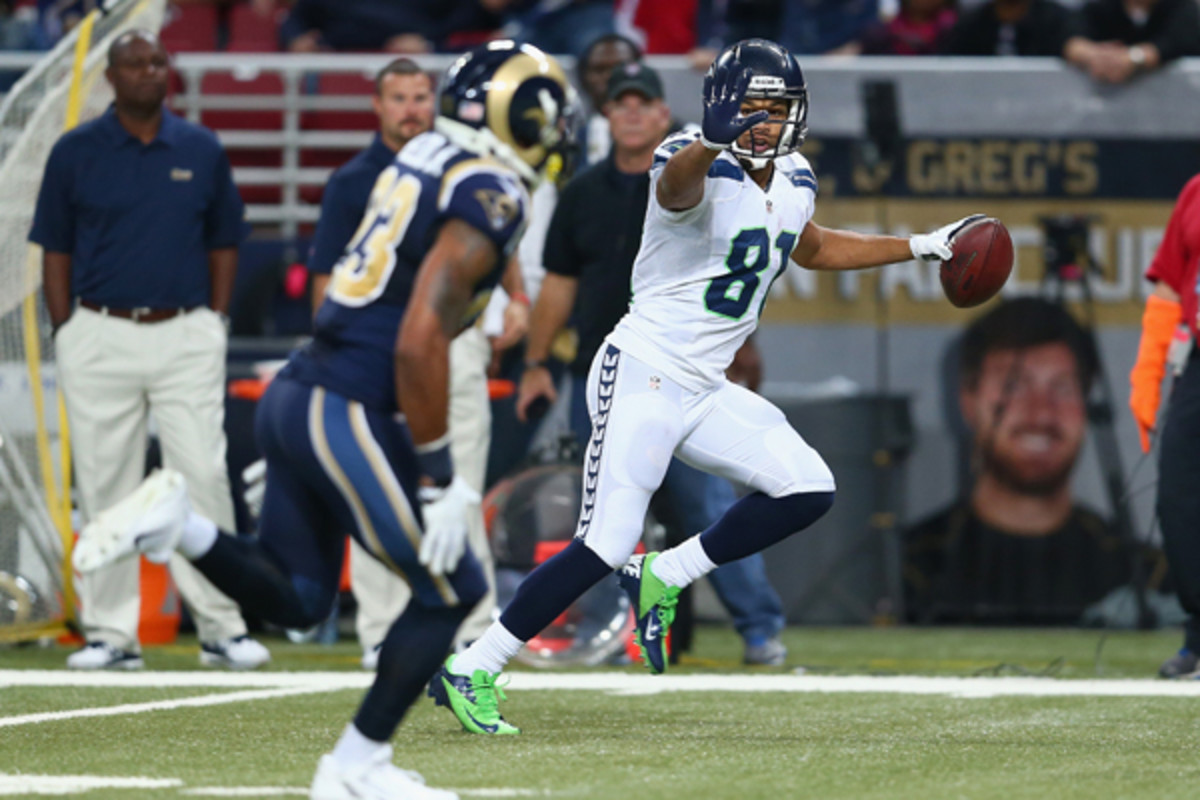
(978, 436), (1076, 497)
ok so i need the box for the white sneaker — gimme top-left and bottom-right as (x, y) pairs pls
(200, 635), (271, 670)
(66, 642), (144, 670)
(73, 469), (190, 573)
(310, 747), (458, 800)
(361, 644), (381, 671)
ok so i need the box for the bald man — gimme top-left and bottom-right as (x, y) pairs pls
(32, 31), (268, 670)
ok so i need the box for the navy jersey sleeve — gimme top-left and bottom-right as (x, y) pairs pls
(29, 137), (75, 252)
(438, 166), (527, 257)
(308, 169), (369, 275)
(204, 147), (246, 249)
(542, 176), (581, 278)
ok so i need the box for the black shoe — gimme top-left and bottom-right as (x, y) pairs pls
(1159, 648), (1198, 679)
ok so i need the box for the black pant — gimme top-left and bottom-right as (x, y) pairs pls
(1158, 348), (1200, 652)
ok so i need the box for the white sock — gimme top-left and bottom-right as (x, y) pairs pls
(331, 723), (386, 768)
(650, 535), (717, 588)
(450, 622), (523, 676)
(178, 511), (219, 560)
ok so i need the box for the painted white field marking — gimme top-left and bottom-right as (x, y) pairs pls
(180, 787), (545, 798)
(0, 774), (182, 795)
(181, 789), (306, 797)
(0, 686), (336, 729)
(3, 669), (1200, 704)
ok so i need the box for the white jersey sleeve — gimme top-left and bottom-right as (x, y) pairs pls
(607, 144), (818, 391)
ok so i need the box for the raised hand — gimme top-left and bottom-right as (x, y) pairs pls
(700, 61), (768, 151)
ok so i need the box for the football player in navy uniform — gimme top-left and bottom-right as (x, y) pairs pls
(72, 41), (577, 800)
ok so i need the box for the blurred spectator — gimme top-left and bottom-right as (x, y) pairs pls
(280, 0), (432, 52)
(492, 0), (615, 57)
(615, 0), (698, 53)
(858, 0), (957, 55)
(575, 32), (640, 164)
(0, 0), (36, 50)
(1131, 174), (1200, 677)
(903, 298), (1135, 626)
(941, 0), (1074, 55)
(1064, 0), (1200, 84)
(691, 0), (780, 68)
(37, 0), (97, 48)
(781, 0), (880, 55)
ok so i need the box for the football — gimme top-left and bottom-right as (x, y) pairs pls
(939, 217), (1013, 308)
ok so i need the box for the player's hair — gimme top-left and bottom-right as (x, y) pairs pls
(576, 33), (643, 84)
(959, 297), (1098, 392)
(374, 57), (434, 95)
(107, 28), (161, 67)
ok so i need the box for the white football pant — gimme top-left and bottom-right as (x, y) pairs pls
(576, 344), (836, 568)
(58, 307), (250, 651)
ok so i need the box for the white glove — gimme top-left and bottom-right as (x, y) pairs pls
(909, 214), (985, 262)
(417, 475), (480, 576)
(242, 458), (267, 520)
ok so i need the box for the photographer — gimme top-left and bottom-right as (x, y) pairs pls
(1131, 174), (1200, 677)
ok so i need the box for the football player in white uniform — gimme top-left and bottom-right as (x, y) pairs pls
(431, 38), (978, 733)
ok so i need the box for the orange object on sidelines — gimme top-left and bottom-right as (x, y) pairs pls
(137, 557), (181, 644)
(488, 378), (515, 401)
(228, 377), (271, 401)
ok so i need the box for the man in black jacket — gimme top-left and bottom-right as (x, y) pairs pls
(1065, 0), (1200, 83)
(942, 0), (1074, 56)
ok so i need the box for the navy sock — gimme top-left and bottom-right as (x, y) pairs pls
(699, 491), (835, 565)
(192, 533), (324, 630)
(354, 603), (471, 741)
(499, 539), (614, 642)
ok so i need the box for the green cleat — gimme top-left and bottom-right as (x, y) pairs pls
(427, 655), (520, 735)
(618, 552), (682, 674)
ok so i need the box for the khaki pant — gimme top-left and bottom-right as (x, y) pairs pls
(350, 326), (497, 650)
(57, 306), (249, 651)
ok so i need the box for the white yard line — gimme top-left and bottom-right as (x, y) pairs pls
(180, 789), (307, 797)
(0, 775), (182, 795)
(180, 790), (546, 798)
(0, 686), (336, 728)
(3, 669), (1200, 700)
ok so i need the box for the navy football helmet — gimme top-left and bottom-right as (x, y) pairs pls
(436, 41), (579, 188)
(707, 39), (808, 168)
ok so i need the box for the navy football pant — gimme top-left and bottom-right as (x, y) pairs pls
(192, 376), (486, 741)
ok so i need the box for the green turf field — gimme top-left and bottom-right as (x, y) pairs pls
(2, 626), (1198, 799)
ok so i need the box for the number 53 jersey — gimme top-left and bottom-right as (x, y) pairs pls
(607, 131), (818, 392)
(283, 131), (528, 412)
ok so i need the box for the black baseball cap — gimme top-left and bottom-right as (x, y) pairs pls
(606, 61), (664, 103)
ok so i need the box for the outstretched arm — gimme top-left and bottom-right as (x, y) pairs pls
(791, 222), (913, 272)
(793, 215), (976, 272)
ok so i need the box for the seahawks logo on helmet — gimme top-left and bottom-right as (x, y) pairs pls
(436, 40), (579, 188)
(707, 38), (809, 169)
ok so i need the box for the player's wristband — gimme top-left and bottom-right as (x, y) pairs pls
(414, 433), (454, 488)
(699, 134), (728, 152)
(524, 358), (549, 371)
(511, 291), (531, 308)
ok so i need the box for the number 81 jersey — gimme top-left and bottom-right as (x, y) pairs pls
(607, 131), (818, 391)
